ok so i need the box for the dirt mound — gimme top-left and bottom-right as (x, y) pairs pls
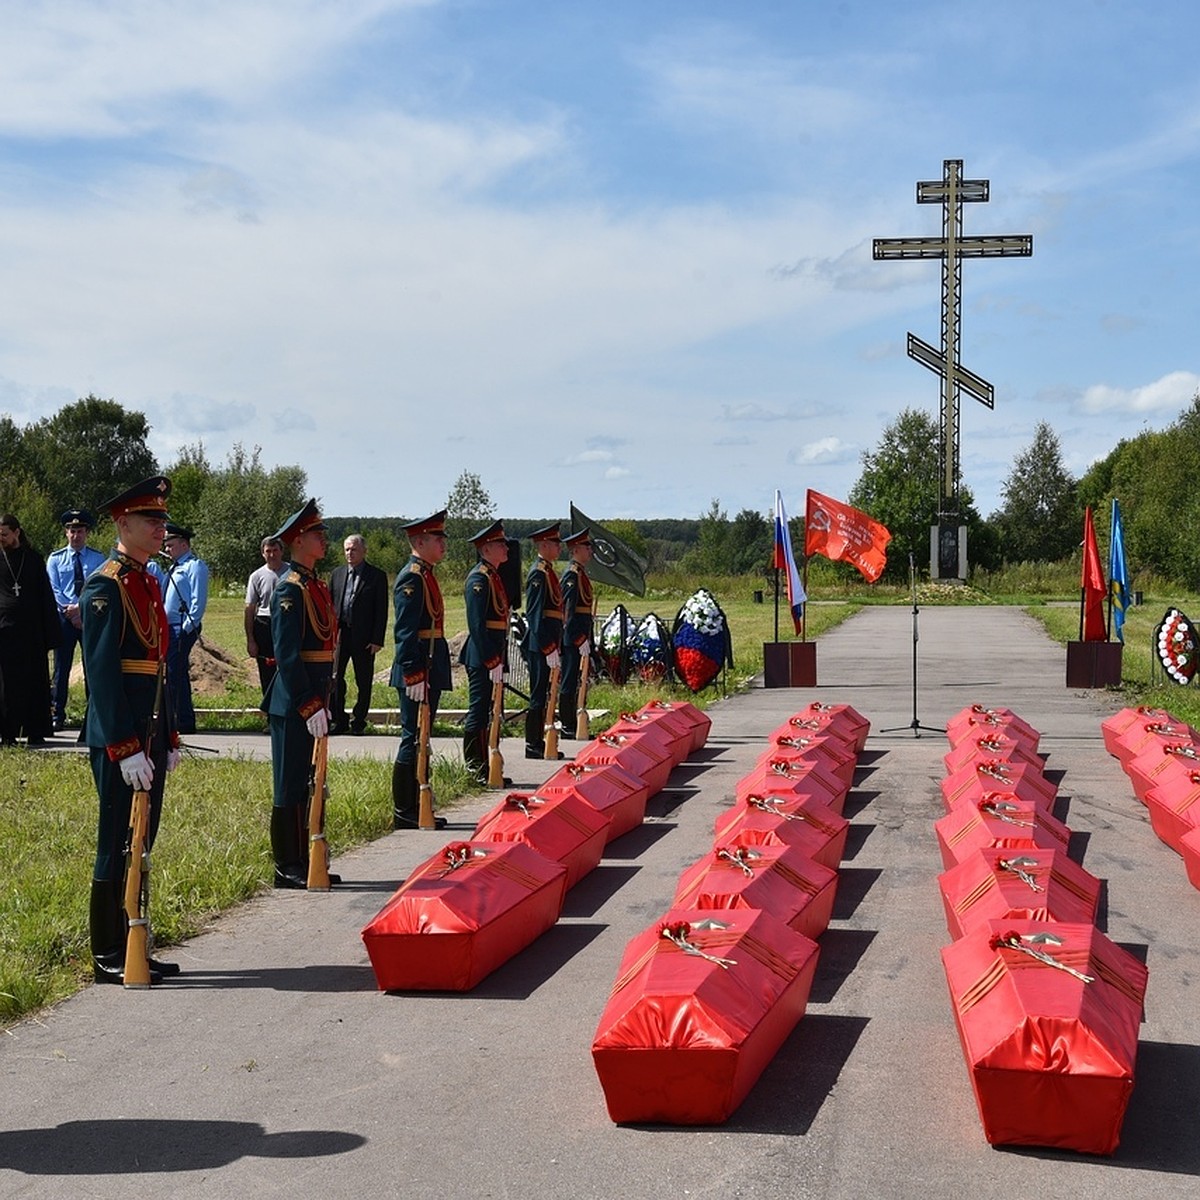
(191, 637), (253, 694)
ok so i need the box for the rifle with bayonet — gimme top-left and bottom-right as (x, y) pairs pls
(306, 632), (340, 890)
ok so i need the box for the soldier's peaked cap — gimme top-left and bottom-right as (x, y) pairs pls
(403, 511), (447, 537)
(101, 476), (172, 520)
(469, 519), (506, 545)
(528, 521), (561, 541)
(564, 527), (591, 546)
(274, 498), (326, 545)
(60, 508), (96, 529)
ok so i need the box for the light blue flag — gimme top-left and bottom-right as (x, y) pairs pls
(1109, 498), (1130, 643)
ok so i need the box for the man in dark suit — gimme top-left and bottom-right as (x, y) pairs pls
(329, 534), (388, 734)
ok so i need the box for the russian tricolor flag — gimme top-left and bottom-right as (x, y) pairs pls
(773, 490), (806, 634)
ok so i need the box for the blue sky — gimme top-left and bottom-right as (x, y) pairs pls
(2, 0), (1198, 522)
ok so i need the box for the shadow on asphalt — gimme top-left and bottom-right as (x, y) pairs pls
(601, 823), (676, 860)
(173, 964), (378, 992)
(0, 1120), (365, 1174)
(840, 823), (876, 861)
(562, 865), (641, 918)
(831, 867), (882, 920)
(808, 929), (878, 1004)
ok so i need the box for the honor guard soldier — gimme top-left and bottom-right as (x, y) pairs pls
(80, 476), (181, 984)
(390, 511), (450, 829)
(459, 520), (510, 782)
(558, 528), (595, 736)
(46, 508), (105, 730)
(264, 499), (339, 888)
(522, 521), (563, 759)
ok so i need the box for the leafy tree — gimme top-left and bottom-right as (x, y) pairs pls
(680, 499), (730, 574)
(604, 519), (648, 561)
(163, 442), (213, 534)
(21, 395), (157, 515)
(990, 422), (1078, 563)
(728, 508), (773, 575)
(444, 470), (496, 572)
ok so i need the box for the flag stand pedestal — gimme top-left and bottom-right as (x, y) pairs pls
(1065, 641), (1123, 688)
(763, 642), (816, 688)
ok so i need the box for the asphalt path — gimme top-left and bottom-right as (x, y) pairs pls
(2, 606), (1199, 1199)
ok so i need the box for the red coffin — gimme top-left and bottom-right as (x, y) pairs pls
(1145, 773), (1200, 852)
(639, 699), (711, 754)
(945, 705), (1040, 751)
(604, 711), (689, 767)
(940, 759), (1057, 814)
(938, 848), (1101, 942)
(673, 841), (838, 941)
(737, 756), (848, 815)
(1100, 706), (1177, 758)
(472, 791), (611, 890)
(361, 841), (567, 991)
(1181, 827), (1200, 891)
(1125, 739), (1200, 805)
(758, 737), (856, 793)
(943, 733), (1043, 777)
(714, 793), (848, 870)
(782, 702), (871, 753)
(1111, 719), (1200, 771)
(935, 798), (1072, 871)
(941, 920), (1148, 1155)
(540, 761), (650, 842)
(592, 908), (819, 1124)
(575, 730), (674, 795)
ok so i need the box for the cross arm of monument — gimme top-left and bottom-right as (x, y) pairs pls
(873, 234), (1033, 261)
(906, 333), (994, 409)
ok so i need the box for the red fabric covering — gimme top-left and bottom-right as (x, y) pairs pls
(785, 701), (871, 754)
(938, 848), (1101, 941)
(575, 730), (674, 795)
(361, 841), (567, 991)
(940, 759), (1057, 814)
(1145, 775), (1200, 852)
(604, 711), (689, 767)
(1110, 718), (1200, 771)
(945, 705), (1040, 751)
(1100, 706), (1177, 758)
(1125, 740), (1200, 805)
(737, 756), (848, 815)
(472, 790), (611, 890)
(714, 794), (848, 869)
(592, 908), (819, 1124)
(1180, 827), (1200, 891)
(943, 733), (1043, 777)
(934, 798), (1071, 871)
(673, 840), (838, 941)
(941, 920), (1148, 1155)
(758, 735), (857, 792)
(638, 698), (711, 753)
(539, 761), (650, 842)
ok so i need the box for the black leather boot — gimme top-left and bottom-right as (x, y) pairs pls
(463, 731), (486, 783)
(90, 878), (163, 985)
(393, 759), (447, 829)
(271, 806), (307, 889)
(525, 706), (545, 759)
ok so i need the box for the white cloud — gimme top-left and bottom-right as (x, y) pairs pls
(790, 437), (857, 466)
(1077, 371), (1200, 415)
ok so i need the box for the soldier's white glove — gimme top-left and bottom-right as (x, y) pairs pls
(167, 749), (182, 772)
(306, 707), (330, 738)
(120, 751), (155, 791)
(579, 642), (590, 659)
(405, 680), (427, 703)
(546, 649), (561, 670)
(488, 664), (504, 683)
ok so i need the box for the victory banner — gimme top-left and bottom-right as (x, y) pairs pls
(804, 490), (891, 583)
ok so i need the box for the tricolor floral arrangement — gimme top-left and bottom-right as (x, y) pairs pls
(630, 613), (671, 682)
(672, 588), (731, 693)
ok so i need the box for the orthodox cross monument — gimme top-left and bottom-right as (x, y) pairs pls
(874, 158), (1032, 579)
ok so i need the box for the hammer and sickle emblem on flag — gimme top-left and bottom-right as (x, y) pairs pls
(809, 505), (832, 533)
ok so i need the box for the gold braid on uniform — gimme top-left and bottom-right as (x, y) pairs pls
(102, 559), (163, 655)
(301, 580), (336, 643)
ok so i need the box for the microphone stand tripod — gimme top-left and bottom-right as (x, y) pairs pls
(881, 552), (943, 738)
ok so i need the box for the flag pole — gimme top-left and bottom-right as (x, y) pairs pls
(773, 567), (780, 642)
(801, 556), (808, 642)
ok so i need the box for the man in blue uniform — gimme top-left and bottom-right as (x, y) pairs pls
(46, 508), (106, 730)
(522, 522), (563, 760)
(459, 520), (509, 782)
(263, 499), (339, 889)
(558, 528), (595, 737)
(80, 476), (181, 984)
(389, 511), (450, 829)
(153, 523), (208, 734)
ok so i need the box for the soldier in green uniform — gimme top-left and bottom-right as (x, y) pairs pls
(81, 475), (181, 984)
(263, 498), (339, 888)
(459, 520), (510, 782)
(390, 511), (450, 829)
(558, 527), (595, 737)
(522, 521), (563, 759)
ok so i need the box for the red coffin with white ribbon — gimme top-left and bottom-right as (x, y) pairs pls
(942, 732), (1043, 777)
(941, 920), (1148, 1155)
(714, 793), (848, 870)
(782, 702), (871, 754)
(945, 705), (1040, 751)
(361, 841), (567, 992)
(937, 848), (1101, 942)
(1111, 719), (1200, 771)
(472, 790), (611, 890)
(539, 761), (649, 842)
(603, 711), (689, 767)
(934, 798), (1071, 871)
(940, 759), (1057, 814)
(1100, 706), (1177, 758)
(673, 840), (838, 941)
(575, 730), (674, 796)
(591, 908), (819, 1124)
(762, 729), (857, 790)
(737, 755), (848, 815)
(638, 699), (711, 754)
(1125, 739), (1200, 805)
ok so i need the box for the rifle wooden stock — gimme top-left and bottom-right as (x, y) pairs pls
(122, 787), (152, 989)
(575, 647), (591, 740)
(306, 733), (332, 891)
(417, 697), (436, 829)
(487, 677), (505, 788)
(545, 662), (561, 760)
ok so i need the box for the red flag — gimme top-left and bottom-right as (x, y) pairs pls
(1081, 506), (1107, 642)
(804, 490), (891, 583)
